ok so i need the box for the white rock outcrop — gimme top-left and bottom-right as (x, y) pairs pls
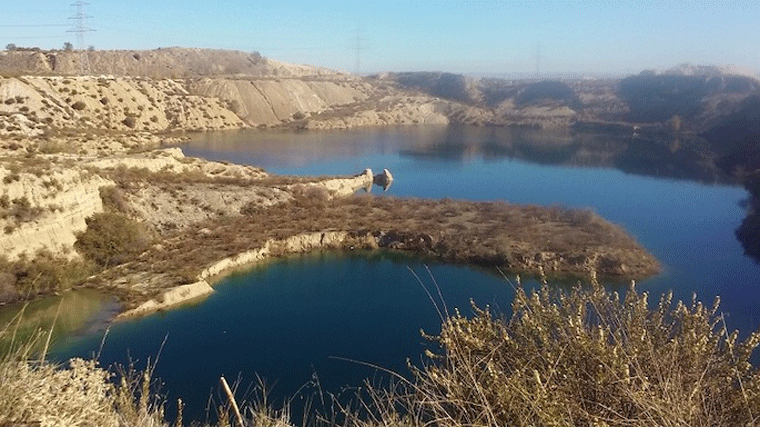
(118, 280), (215, 318)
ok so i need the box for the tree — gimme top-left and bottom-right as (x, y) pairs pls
(5, 43), (17, 51)
(75, 212), (153, 267)
(63, 42), (74, 51)
(87, 45), (95, 51)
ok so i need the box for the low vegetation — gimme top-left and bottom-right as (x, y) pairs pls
(0, 186), (153, 305)
(0, 251), (95, 304)
(74, 212), (154, 268)
(0, 326), (168, 427)
(2, 280), (758, 426)
(399, 279), (760, 426)
(115, 192), (657, 296)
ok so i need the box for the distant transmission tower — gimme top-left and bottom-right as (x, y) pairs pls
(535, 42), (541, 79)
(67, 1), (95, 75)
(354, 28), (367, 76)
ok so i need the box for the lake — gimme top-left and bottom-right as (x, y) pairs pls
(48, 125), (760, 422)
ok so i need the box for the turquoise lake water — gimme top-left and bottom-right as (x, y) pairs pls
(49, 126), (760, 422)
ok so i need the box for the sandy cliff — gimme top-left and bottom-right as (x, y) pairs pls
(187, 78), (369, 125)
(0, 164), (112, 260)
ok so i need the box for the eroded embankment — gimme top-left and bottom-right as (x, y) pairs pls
(113, 196), (659, 317)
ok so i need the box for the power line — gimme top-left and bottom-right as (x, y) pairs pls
(67, 1), (95, 74)
(354, 28), (368, 75)
(0, 24), (69, 28)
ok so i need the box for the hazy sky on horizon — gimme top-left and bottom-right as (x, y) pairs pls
(2, 1), (758, 76)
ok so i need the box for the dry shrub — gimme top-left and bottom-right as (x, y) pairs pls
(122, 116), (137, 128)
(99, 185), (134, 215)
(75, 212), (154, 267)
(0, 357), (122, 427)
(38, 139), (68, 154)
(0, 196), (44, 223)
(395, 279), (760, 427)
(0, 251), (96, 304)
(0, 325), (169, 427)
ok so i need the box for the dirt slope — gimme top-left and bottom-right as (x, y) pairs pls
(0, 47), (341, 78)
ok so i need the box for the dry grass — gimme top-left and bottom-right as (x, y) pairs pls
(0, 316), (168, 427)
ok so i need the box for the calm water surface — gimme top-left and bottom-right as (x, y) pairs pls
(49, 126), (760, 421)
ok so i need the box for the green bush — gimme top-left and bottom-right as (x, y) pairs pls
(75, 212), (153, 267)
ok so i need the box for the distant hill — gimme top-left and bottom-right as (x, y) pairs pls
(654, 63), (759, 79)
(514, 80), (580, 109)
(382, 73), (578, 109)
(701, 95), (760, 174)
(619, 68), (760, 127)
(0, 47), (341, 78)
(379, 72), (482, 104)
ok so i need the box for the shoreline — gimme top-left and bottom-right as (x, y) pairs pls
(117, 231), (362, 318)
(117, 213), (660, 318)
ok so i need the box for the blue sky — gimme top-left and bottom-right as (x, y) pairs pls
(2, 1), (758, 76)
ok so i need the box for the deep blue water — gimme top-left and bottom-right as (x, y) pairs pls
(50, 125), (760, 422)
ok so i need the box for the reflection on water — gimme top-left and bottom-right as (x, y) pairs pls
(185, 126), (731, 184)
(181, 126), (758, 335)
(0, 289), (118, 355)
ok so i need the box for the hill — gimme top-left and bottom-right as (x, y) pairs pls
(0, 47), (340, 78)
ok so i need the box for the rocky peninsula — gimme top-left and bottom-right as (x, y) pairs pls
(0, 138), (659, 315)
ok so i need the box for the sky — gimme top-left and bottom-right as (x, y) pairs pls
(2, 1), (759, 76)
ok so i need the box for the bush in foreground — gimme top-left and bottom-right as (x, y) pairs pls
(395, 279), (760, 427)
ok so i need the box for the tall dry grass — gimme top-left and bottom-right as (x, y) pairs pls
(345, 276), (760, 427)
(0, 309), (170, 427)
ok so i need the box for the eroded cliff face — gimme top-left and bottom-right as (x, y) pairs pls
(0, 163), (112, 260)
(0, 147), (274, 261)
(186, 78), (369, 125)
(0, 74), (383, 135)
